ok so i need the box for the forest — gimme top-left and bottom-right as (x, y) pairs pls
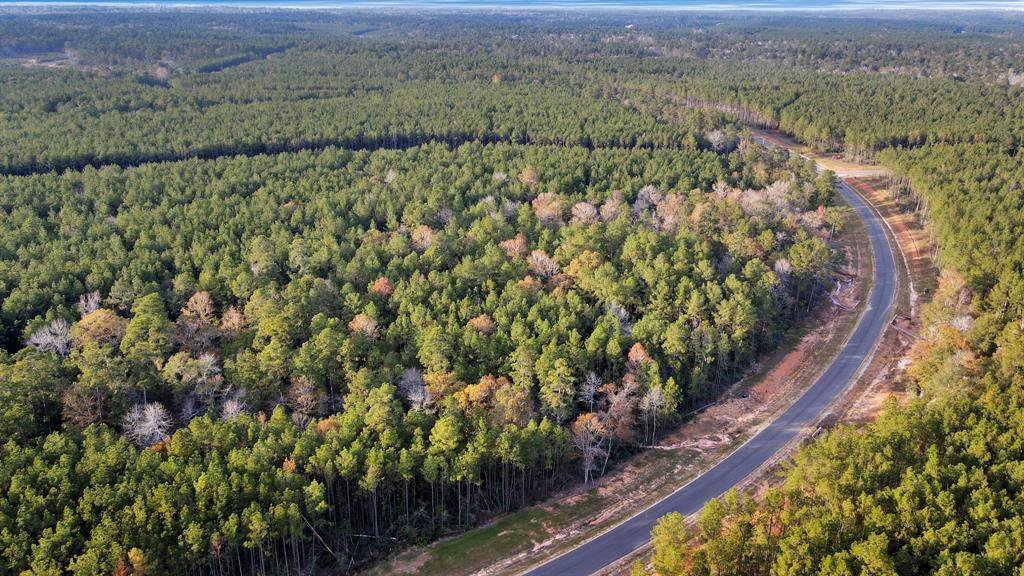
(640, 281), (1024, 575)
(640, 141), (1024, 575)
(0, 8), (1022, 576)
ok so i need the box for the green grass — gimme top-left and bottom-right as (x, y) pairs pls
(418, 509), (547, 573)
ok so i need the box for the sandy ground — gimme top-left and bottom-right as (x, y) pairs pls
(7, 50), (95, 72)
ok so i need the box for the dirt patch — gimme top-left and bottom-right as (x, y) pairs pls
(831, 327), (907, 425)
(752, 128), (890, 178)
(7, 49), (102, 73)
(748, 351), (802, 401)
(388, 550), (432, 575)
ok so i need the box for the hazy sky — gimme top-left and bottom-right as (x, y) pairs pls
(3, 0), (1024, 9)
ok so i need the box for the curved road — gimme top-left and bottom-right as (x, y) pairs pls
(522, 178), (898, 576)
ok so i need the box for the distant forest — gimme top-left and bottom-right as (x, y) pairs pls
(1, 9), (1023, 575)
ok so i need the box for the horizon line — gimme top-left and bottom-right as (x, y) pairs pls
(3, 1), (1024, 12)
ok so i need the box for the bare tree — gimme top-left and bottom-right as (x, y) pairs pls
(220, 392), (249, 421)
(463, 374), (502, 407)
(162, 351), (226, 413)
(604, 377), (639, 440)
(411, 224), (435, 252)
(706, 129), (734, 153)
(518, 165), (538, 186)
(468, 314), (495, 335)
(572, 413), (607, 484)
(175, 291), (218, 354)
(527, 249), (561, 279)
(626, 342), (653, 373)
(499, 233), (529, 259)
(600, 190), (625, 222)
(606, 301), (634, 335)
(178, 394), (203, 424)
(501, 199), (520, 219)
(712, 181), (732, 201)
(349, 313), (380, 339)
(286, 377), (326, 427)
(598, 377), (639, 476)
(639, 386), (666, 444)
(632, 185), (663, 220)
(737, 188), (774, 220)
(370, 277), (395, 300)
(435, 207), (454, 227)
(78, 291), (102, 317)
(517, 276), (542, 293)
(653, 194), (686, 233)
(774, 258), (793, 283)
(62, 383), (103, 427)
(194, 352), (226, 406)
(398, 367), (427, 409)
(480, 194), (497, 209)
(764, 179), (793, 213)
(577, 371), (601, 412)
(220, 306), (247, 340)
(122, 402), (172, 447)
(182, 291), (216, 322)
(571, 201), (599, 225)
(27, 318), (72, 357)
(531, 192), (563, 227)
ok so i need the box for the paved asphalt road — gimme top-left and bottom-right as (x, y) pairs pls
(522, 178), (898, 576)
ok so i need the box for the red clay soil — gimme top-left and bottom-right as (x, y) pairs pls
(845, 176), (937, 320)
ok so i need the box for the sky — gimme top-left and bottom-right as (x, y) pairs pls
(2, 0), (1023, 9)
